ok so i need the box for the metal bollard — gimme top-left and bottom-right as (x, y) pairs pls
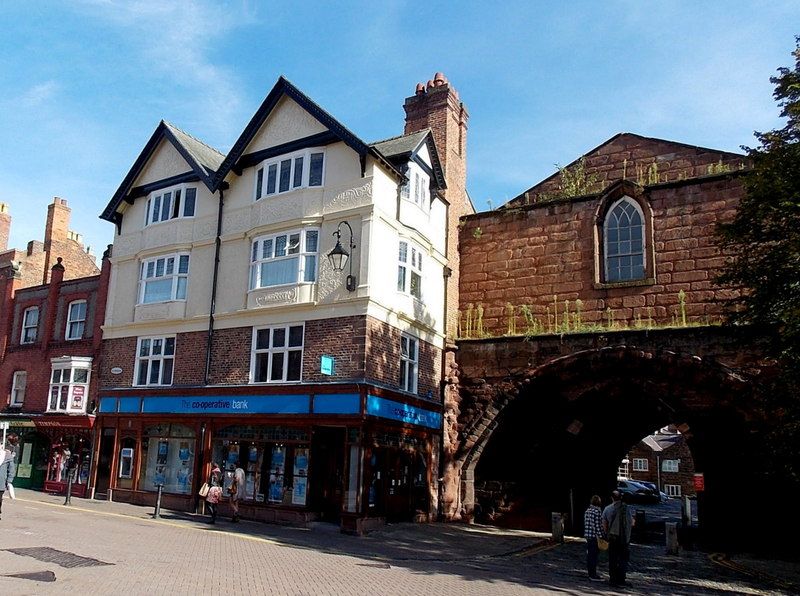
(153, 484), (164, 519)
(63, 470), (74, 506)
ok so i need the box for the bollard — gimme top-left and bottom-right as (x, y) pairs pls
(63, 469), (74, 506)
(551, 512), (564, 543)
(665, 521), (679, 555)
(153, 484), (164, 519)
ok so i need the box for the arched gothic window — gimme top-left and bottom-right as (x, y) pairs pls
(604, 197), (645, 282)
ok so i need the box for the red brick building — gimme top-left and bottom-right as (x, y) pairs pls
(622, 426), (697, 498)
(458, 133), (746, 335)
(0, 251), (110, 496)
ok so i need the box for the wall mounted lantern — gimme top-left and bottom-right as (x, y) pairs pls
(327, 221), (357, 292)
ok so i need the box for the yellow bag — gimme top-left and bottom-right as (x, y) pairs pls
(597, 537), (609, 551)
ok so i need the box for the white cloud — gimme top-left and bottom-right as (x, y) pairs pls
(76, 0), (252, 139)
(18, 81), (60, 107)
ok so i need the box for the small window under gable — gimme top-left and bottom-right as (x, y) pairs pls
(401, 161), (430, 210)
(145, 184), (197, 226)
(255, 148), (324, 201)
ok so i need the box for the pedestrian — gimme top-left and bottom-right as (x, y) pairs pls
(0, 434), (18, 521)
(583, 494), (604, 581)
(229, 461), (245, 523)
(602, 490), (635, 587)
(206, 462), (223, 524)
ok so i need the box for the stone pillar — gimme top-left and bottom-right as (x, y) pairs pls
(0, 203), (10, 252)
(665, 521), (679, 555)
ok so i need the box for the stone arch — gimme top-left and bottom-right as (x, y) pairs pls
(448, 344), (759, 534)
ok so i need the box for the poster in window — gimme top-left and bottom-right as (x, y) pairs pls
(72, 385), (85, 409)
(176, 464), (191, 493)
(178, 441), (190, 462)
(270, 446), (285, 472)
(59, 386), (69, 410)
(154, 465), (167, 486)
(157, 440), (169, 465)
(227, 443), (240, 465)
(294, 448), (309, 477)
(269, 475), (284, 503)
(249, 445), (258, 462)
(292, 476), (307, 505)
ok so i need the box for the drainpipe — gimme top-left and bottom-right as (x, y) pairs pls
(204, 187), (225, 386)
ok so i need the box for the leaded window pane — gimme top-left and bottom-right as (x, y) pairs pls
(309, 153), (324, 186)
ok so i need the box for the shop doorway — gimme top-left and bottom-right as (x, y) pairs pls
(310, 426), (345, 522)
(94, 429), (116, 498)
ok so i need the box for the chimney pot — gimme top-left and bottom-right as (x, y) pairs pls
(415, 83), (425, 95)
(426, 80), (434, 90)
(434, 72), (446, 86)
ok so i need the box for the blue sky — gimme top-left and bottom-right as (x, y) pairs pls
(1, 1), (797, 258)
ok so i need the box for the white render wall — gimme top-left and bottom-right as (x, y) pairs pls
(103, 101), (448, 349)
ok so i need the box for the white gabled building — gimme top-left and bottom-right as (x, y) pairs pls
(94, 73), (471, 531)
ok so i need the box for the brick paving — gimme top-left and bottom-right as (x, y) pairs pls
(0, 488), (793, 595)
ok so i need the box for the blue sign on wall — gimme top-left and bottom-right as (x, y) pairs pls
(366, 395), (442, 429)
(313, 393), (360, 414)
(141, 395), (311, 414)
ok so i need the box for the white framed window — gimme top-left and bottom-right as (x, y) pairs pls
(66, 300), (87, 340)
(662, 459), (680, 473)
(665, 484), (682, 497)
(254, 148), (325, 200)
(397, 240), (423, 300)
(145, 184), (197, 226)
(135, 336), (175, 386)
(139, 253), (190, 304)
(401, 162), (430, 209)
(400, 334), (419, 393)
(632, 458), (649, 471)
(249, 229), (319, 290)
(10, 371), (26, 407)
(604, 197), (645, 282)
(21, 306), (39, 344)
(48, 357), (92, 413)
(251, 324), (304, 383)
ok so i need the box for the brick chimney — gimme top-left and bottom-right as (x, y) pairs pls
(0, 202), (10, 252)
(403, 73), (472, 340)
(43, 197), (71, 282)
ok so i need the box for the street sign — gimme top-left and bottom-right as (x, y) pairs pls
(693, 472), (705, 492)
(0, 422), (9, 430)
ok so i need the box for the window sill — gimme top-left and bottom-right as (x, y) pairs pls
(8, 404), (23, 409)
(248, 283), (316, 309)
(255, 185), (323, 202)
(593, 277), (655, 290)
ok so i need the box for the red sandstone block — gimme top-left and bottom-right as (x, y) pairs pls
(657, 273), (672, 284)
(673, 270), (708, 283)
(674, 259), (696, 272)
(622, 295), (646, 308)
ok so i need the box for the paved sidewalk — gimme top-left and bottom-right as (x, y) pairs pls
(0, 488), (794, 595)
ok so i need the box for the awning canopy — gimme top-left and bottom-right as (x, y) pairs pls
(33, 415), (95, 430)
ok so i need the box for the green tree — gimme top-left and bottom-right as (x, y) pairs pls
(717, 38), (800, 486)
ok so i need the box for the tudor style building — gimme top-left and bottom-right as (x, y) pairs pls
(95, 74), (471, 530)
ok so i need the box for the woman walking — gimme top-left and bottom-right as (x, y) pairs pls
(206, 462), (223, 524)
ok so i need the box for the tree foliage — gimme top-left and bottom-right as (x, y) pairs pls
(717, 38), (800, 486)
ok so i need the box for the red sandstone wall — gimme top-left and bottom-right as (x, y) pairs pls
(459, 175), (743, 335)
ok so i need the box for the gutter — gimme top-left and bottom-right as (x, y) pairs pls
(204, 185), (226, 385)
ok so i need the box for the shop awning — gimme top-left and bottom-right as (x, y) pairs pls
(33, 415), (96, 430)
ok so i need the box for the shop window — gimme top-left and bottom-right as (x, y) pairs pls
(662, 459), (680, 472)
(212, 427), (310, 505)
(138, 253), (190, 304)
(21, 306), (39, 344)
(135, 336), (175, 386)
(632, 458), (649, 471)
(665, 483), (682, 497)
(11, 370), (26, 407)
(400, 334), (419, 393)
(47, 437), (91, 487)
(397, 240), (423, 300)
(251, 324), (304, 383)
(139, 424), (195, 494)
(66, 300), (87, 340)
(249, 229), (319, 289)
(48, 357), (92, 413)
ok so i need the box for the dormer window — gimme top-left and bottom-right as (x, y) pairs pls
(255, 149), (324, 200)
(401, 162), (429, 210)
(145, 184), (197, 226)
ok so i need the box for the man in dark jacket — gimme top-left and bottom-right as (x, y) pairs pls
(602, 490), (635, 587)
(0, 434), (18, 521)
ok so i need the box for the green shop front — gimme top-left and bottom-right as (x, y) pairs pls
(1, 416), (47, 491)
(93, 385), (442, 531)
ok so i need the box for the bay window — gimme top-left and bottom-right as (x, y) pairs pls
(145, 185), (197, 226)
(250, 229), (318, 289)
(255, 149), (324, 200)
(139, 253), (190, 304)
(48, 357), (92, 413)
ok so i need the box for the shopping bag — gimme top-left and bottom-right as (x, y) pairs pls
(198, 482), (210, 497)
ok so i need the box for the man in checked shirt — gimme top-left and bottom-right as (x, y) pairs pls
(583, 494), (604, 581)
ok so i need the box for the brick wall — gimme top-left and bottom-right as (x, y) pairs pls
(97, 336), (137, 388)
(209, 327), (250, 385)
(459, 140), (745, 335)
(304, 316), (367, 382)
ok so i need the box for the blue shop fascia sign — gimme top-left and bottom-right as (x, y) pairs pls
(99, 393), (442, 430)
